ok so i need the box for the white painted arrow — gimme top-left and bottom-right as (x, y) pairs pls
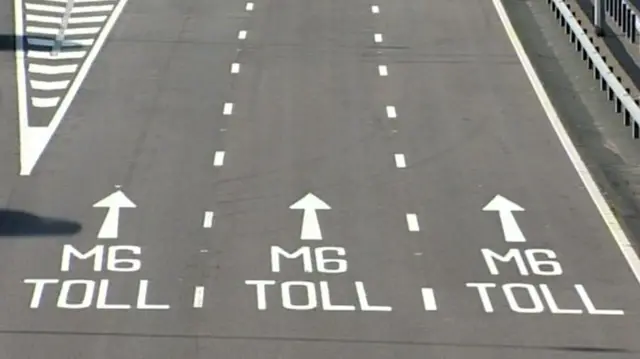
(482, 194), (526, 243)
(92, 189), (136, 239)
(289, 193), (331, 240)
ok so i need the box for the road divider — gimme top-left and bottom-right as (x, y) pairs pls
(604, 0), (639, 43)
(545, 0), (640, 137)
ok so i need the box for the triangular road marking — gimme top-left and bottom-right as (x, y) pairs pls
(14, 0), (129, 176)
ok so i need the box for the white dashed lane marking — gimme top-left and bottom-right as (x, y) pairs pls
(421, 288), (437, 311)
(374, 33), (383, 43)
(386, 106), (397, 118)
(394, 154), (406, 168)
(223, 102), (234, 115)
(213, 151), (226, 167)
(203, 211), (214, 228)
(238, 30), (247, 39)
(406, 214), (420, 232)
(231, 63), (240, 73)
(372, 5), (379, 13)
(378, 65), (388, 76)
(193, 286), (205, 308)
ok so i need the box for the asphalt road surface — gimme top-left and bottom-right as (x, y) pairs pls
(0, 0), (639, 357)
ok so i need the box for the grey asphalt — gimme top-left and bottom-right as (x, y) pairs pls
(0, 0), (640, 358)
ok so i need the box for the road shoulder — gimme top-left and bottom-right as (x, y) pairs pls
(503, 0), (640, 256)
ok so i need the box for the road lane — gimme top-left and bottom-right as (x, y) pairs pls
(192, 0), (640, 356)
(0, 0), (253, 357)
(0, 0), (640, 358)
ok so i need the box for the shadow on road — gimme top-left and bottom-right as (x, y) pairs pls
(0, 35), (89, 52)
(0, 210), (81, 237)
(0, 34), (18, 51)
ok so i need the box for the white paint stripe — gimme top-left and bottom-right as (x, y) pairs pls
(213, 151), (225, 167)
(69, 15), (108, 24)
(193, 286), (204, 308)
(64, 38), (95, 46)
(64, 27), (102, 35)
(26, 26), (59, 35)
(72, 5), (115, 13)
(378, 65), (388, 76)
(203, 211), (214, 228)
(28, 26), (100, 37)
(29, 63), (78, 74)
(374, 33), (383, 43)
(372, 5), (380, 13)
(394, 154), (406, 168)
(31, 80), (70, 90)
(386, 105), (397, 118)
(406, 213), (419, 232)
(47, 0), (116, 3)
(25, 3), (66, 13)
(32, 97), (60, 107)
(231, 63), (240, 73)
(28, 50), (86, 59)
(246, 2), (254, 11)
(238, 30), (247, 39)
(223, 102), (234, 115)
(26, 14), (62, 24)
(421, 288), (437, 311)
(492, 0), (640, 285)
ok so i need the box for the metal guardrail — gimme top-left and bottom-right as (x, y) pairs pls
(547, 0), (640, 137)
(603, 0), (639, 42)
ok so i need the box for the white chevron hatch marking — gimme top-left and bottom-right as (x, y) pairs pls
(15, 0), (128, 175)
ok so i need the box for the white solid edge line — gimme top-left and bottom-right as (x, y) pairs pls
(406, 213), (420, 232)
(394, 154), (406, 168)
(193, 286), (204, 308)
(492, 0), (640, 284)
(203, 211), (214, 228)
(213, 151), (225, 167)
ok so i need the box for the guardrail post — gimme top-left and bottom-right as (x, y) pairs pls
(595, 0), (606, 36)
